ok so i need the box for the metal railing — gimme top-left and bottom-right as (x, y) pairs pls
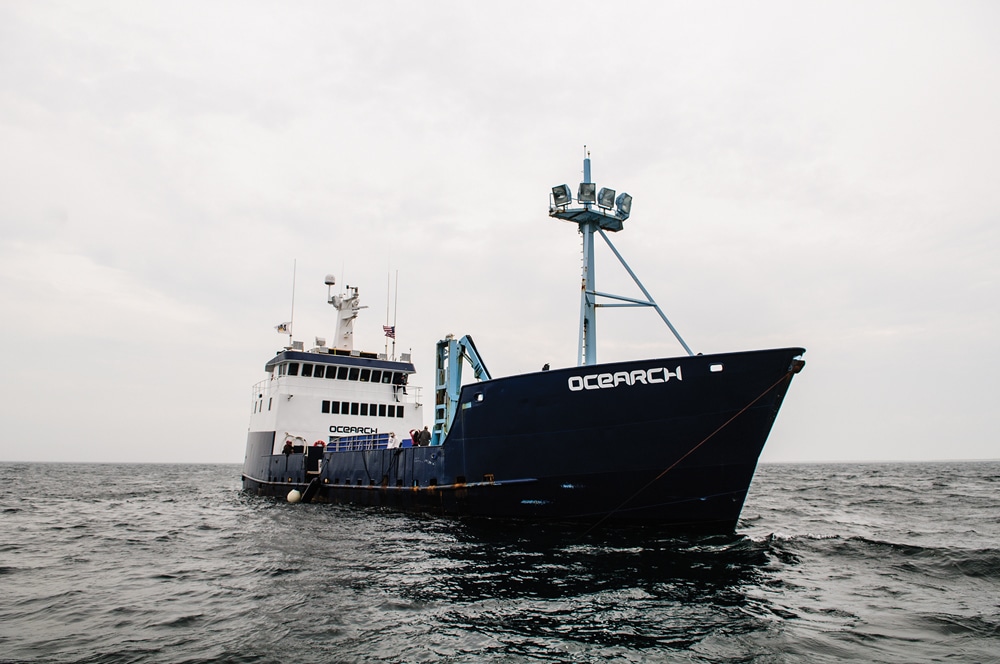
(327, 433), (397, 452)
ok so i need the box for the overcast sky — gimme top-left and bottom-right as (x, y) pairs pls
(2, 1), (997, 464)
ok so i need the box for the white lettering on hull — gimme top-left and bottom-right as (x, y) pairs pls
(567, 366), (683, 392)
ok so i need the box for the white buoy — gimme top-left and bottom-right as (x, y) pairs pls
(287, 489), (302, 504)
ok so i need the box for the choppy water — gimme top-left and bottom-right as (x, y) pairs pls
(1, 462), (998, 663)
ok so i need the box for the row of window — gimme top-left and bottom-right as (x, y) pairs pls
(322, 400), (405, 418)
(278, 362), (407, 385)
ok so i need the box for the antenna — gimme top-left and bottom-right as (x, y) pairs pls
(288, 259), (297, 345)
(392, 270), (399, 360)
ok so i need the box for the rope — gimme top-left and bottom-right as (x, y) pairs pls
(581, 369), (794, 536)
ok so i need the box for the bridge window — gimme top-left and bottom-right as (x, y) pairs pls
(301, 364), (313, 377)
(359, 369), (371, 382)
(326, 367), (336, 380)
(313, 365), (325, 378)
(371, 370), (382, 383)
(348, 367), (360, 381)
(337, 367), (349, 380)
(287, 363), (299, 376)
(381, 373), (392, 384)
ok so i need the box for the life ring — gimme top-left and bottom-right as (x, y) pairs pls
(313, 440), (325, 446)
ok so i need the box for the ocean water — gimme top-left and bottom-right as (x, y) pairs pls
(0, 462), (998, 663)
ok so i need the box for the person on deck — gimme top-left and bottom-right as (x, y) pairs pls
(417, 426), (431, 447)
(392, 372), (408, 400)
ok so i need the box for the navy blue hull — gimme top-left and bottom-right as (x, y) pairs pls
(242, 347), (804, 530)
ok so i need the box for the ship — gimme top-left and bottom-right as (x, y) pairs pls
(242, 156), (806, 530)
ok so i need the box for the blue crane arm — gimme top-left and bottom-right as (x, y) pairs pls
(458, 335), (491, 382)
(431, 334), (492, 445)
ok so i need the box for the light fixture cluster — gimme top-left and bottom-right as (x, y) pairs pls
(550, 182), (632, 221)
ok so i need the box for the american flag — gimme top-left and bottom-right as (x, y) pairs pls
(383, 325), (396, 339)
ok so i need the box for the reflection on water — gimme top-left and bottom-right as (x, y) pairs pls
(244, 506), (787, 660)
(430, 520), (768, 600)
(427, 522), (780, 656)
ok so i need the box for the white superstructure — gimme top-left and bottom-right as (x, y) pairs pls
(248, 278), (423, 453)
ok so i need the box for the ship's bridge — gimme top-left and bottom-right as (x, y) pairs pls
(264, 348), (415, 377)
(250, 346), (420, 413)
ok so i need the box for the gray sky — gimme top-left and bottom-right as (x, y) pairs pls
(2, 1), (997, 464)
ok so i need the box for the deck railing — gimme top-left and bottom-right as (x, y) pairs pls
(327, 433), (407, 452)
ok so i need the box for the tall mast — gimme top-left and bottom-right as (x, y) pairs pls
(579, 151), (597, 365)
(549, 151), (693, 365)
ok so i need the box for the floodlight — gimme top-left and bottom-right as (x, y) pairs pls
(578, 182), (596, 203)
(551, 184), (572, 206)
(615, 192), (632, 218)
(597, 187), (615, 209)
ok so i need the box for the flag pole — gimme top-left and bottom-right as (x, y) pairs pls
(385, 268), (391, 359)
(392, 270), (398, 360)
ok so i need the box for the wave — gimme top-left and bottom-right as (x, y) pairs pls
(757, 532), (1000, 580)
(913, 612), (1000, 639)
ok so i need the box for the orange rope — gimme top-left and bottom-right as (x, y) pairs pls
(581, 370), (794, 536)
